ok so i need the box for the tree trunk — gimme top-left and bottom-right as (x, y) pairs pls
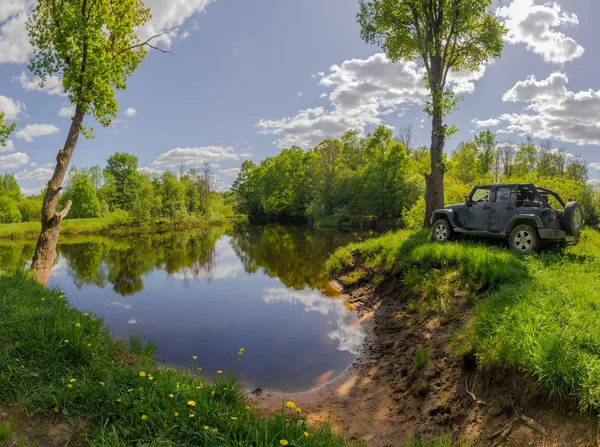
(424, 61), (446, 227)
(31, 105), (84, 285)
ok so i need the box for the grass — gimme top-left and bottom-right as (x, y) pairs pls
(326, 228), (600, 415)
(0, 422), (11, 442)
(0, 271), (347, 446)
(400, 434), (471, 447)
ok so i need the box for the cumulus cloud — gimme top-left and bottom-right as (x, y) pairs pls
(58, 105), (75, 118)
(220, 167), (240, 177)
(0, 151), (30, 168)
(14, 72), (65, 95)
(0, 95), (24, 119)
(124, 107), (137, 117)
(497, 0), (584, 64)
(0, 140), (15, 153)
(589, 163), (600, 171)
(257, 53), (485, 148)
(16, 124), (60, 142)
(0, 5), (32, 64)
(15, 166), (54, 183)
(152, 146), (240, 168)
(138, 166), (162, 176)
(492, 72), (600, 146)
(472, 118), (501, 128)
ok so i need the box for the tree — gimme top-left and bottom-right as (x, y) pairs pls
(2, 174), (22, 201)
(308, 139), (343, 216)
(160, 171), (188, 222)
(0, 197), (22, 223)
(475, 129), (497, 178)
(0, 111), (16, 147)
(358, 0), (505, 226)
(450, 141), (478, 184)
(27, 0), (163, 285)
(104, 153), (141, 211)
(61, 174), (102, 218)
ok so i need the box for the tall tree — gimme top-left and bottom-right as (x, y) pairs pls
(358, 0), (505, 226)
(104, 153), (141, 211)
(27, 0), (163, 284)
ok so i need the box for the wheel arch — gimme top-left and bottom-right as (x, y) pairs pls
(505, 215), (543, 234)
(430, 210), (459, 228)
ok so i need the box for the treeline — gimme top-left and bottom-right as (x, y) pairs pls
(0, 153), (233, 224)
(231, 126), (600, 227)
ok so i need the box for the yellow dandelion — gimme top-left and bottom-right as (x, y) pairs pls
(280, 440), (288, 446)
(505, 306), (509, 311)
(84, 312), (89, 317)
(197, 367), (202, 372)
(41, 298), (45, 301)
(304, 431), (309, 438)
(169, 393), (174, 398)
(54, 407), (59, 413)
(196, 386), (202, 390)
(64, 339), (69, 344)
(204, 425), (209, 431)
(245, 406), (251, 410)
(115, 398), (121, 403)
(212, 428), (218, 433)
(217, 370), (223, 375)
(141, 415), (147, 421)
(67, 384), (73, 389)
(189, 413), (195, 418)
(174, 412), (179, 417)
(59, 295), (64, 299)
(285, 401), (296, 409)
(75, 323), (81, 328)
(231, 416), (238, 420)
(148, 375), (153, 381)
(223, 387), (228, 391)
(70, 378), (76, 383)
(296, 407), (302, 413)
(128, 388), (134, 393)
(239, 348), (245, 353)
(187, 400), (196, 407)
(139, 371), (146, 377)
(99, 381), (105, 386)
(87, 343), (92, 347)
(192, 355), (197, 360)
(15, 358), (19, 362)
(20, 365), (24, 369)
(211, 391), (215, 396)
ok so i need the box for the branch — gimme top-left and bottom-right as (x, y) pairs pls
(115, 32), (174, 57)
(56, 200), (72, 221)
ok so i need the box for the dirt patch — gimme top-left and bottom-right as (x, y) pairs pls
(254, 275), (598, 446)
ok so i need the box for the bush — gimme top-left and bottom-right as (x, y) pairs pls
(0, 197), (22, 223)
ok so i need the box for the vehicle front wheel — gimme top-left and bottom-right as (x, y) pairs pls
(432, 219), (453, 243)
(509, 224), (540, 254)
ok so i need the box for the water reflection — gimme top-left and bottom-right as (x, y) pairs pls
(0, 224), (371, 392)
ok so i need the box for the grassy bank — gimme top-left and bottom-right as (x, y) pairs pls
(326, 229), (600, 414)
(0, 213), (241, 240)
(0, 272), (345, 446)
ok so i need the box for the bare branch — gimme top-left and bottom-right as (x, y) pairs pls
(114, 32), (174, 57)
(56, 200), (72, 221)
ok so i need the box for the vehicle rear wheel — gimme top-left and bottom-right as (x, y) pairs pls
(432, 219), (453, 243)
(509, 224), (540, 254)
(563, 201), (583, 237)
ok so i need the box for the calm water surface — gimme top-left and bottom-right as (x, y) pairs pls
(2, 224), (374, 393)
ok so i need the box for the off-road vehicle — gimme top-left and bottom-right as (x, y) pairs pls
(430, 184), (582, 253)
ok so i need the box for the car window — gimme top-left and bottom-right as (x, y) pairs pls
(471, 187), (491, 202)
(495, 187), (515, 203)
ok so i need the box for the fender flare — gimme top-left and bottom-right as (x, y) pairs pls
(505, 214), (544, 233)
(430, 210), (460, 228)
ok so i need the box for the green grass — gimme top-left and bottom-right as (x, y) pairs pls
(412, 346), (430, 370)
(400, 434), (471, 447)
(0, 422), (12, 441)
(327, 228), (600, 415)
(0, 272), (347, 446)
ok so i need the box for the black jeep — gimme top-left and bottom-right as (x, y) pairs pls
(430, 184), (583, 253)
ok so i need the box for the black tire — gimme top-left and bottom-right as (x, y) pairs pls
(509, 224), (540, 254)
(563, 201), (583, 237)
(432, 219), (453, 243)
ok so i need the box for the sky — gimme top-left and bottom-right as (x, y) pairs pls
(1, 0), (600, 195)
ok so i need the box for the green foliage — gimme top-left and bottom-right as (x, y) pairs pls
(18, 196), (43, 222)
(0, 111), (16, 147)
(412, 346), (430, 370)
(0, 271), (346, 445)
(62, 173), (102, 219)
(0, 197), (22, 224)
(104, 153), (141, 211)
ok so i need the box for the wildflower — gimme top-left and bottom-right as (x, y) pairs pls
(99, 381), (105, 386)
(20, 365), (24, 369)
(54, 407), (59, 413)
(148, 375), (153, 381)
(187, 400), (196, 407)
(230, 416), (238, 420)
(175, 412), (179, 417)
(239, 348), (245, 353)
(59, 295), (64, 299)
(280, 440), (288, 446)
(505, 306), (509, 311)
(64, 339), (69, 344)
(41, 298), (45, 301)
(296, 408), (302, 413)
(211, 391), (215, 396)
(70, 378), (76, 383)
(204, 425), (209, 431)
(189, 413), (195, 418)
(15, 358), (19, 362)
(141, 415), (147, 421)
(197, 367), (202, 372)
(285, 401), (296, 409)
(67, 384), (73, 389)
(212, 428), (218, 433)
(196, 386), (202, 390)
(84, 312), (89, 317)
(87, 343), (92, 347)
(304, 432), (309, 438)
(223, 387), (228, 391)
(245, 406), (251, 410)
(75, 323), (81, 328)
(115, 398), (121, 403)
(128, 389), (134, 393)
(192, 355), (197, 360)
(169, 394), (174, 398)
(139, 371), (146, 377)
(217, 370), (223, 375)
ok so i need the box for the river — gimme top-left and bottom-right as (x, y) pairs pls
(0, 224), (376, 393)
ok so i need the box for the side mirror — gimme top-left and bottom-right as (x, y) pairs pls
(465, 196), (471, 205)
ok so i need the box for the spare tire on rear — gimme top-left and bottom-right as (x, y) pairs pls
(563, 201), (583, 237)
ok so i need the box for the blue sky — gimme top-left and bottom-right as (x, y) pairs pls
(1, 0), (600, 194)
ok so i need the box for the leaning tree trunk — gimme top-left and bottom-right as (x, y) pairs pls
(423, 68), (446, 227)
(31, 105), (83, 285)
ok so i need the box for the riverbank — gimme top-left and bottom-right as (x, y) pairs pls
(254, 229), (600, 445)
(0, 271), (346, 446)
(0, 214), (244, 240)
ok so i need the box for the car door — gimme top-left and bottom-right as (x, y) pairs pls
(464, 186), (492, 231)
(490, 185), (516, 232)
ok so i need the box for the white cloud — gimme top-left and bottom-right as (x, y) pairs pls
(0, 151), (30, 168)
(472, 118), (501, 128)
(0, 140), (15, 153)
(0, 95), (24, 119)
(15, 166), (54, 183)
(14, 72), (65, 95)
(0, 8), (32, 64)
(220, 167), (240, 177)
(589, 163), (600, 171)
(16, 124), (60, 142)
(152, 146), (240, 168)
(138, 166), (162, 176)
(497, 0), (584, 64)
(258, 53), (485, 148)
(139, 0), (215, 48)
(58, 105), (75, 118)
(297, 92), (303, 97)
(124, 107), (137, 117)
(494, 72), (600, 146)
